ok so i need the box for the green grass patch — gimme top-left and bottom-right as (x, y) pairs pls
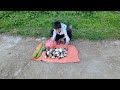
(0, 11), (120, 40)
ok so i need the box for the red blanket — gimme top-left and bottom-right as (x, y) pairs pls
(32, 44), (80, 63)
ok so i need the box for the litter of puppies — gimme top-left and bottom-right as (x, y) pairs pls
(44, 48), (68, 59)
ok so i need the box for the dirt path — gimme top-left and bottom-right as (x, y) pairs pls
(0, 35), (120, 79)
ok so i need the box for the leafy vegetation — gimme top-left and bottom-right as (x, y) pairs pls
(0, 11), (120, 40)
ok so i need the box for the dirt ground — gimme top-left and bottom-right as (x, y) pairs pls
(0, 34), (120, 79)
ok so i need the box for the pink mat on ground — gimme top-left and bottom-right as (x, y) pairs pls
(32, 44), (80, 63)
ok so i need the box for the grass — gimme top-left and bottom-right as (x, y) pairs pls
(0, 11), (120, 40)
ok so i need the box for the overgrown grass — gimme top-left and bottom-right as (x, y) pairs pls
(0, 11), (120, 40)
